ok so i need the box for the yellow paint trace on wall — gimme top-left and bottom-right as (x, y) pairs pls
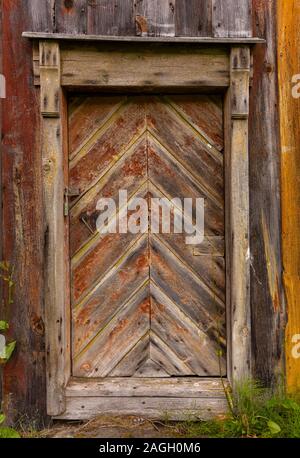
(278, 0), (300, 391)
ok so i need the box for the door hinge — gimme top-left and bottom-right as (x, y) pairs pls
(64, 187), (81, 216)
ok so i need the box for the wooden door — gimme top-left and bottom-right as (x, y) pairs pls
(68, 95), (226, 379)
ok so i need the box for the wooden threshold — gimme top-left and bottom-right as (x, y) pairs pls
(54, 378), (229, 421)
(23, 31), (265, 45)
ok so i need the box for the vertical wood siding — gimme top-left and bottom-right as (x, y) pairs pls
(27, 0), (253, 38)
(212, 0), (252, 38)
(55, 0), (87, 34)
(87, 0), (135, 36)
(175, 0), (212, 37)
(278, 0), (300, 392)
(249, 0), (285, 386)
(1, 1), (47, 425)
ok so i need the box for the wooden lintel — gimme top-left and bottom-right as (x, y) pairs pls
(33, 43), (230, 89)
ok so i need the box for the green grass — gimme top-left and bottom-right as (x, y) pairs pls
(180, 380), (300, 438)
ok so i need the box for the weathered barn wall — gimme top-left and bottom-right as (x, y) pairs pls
(1, 0), (47, 426)
(278, 0), (300, 391)
(0, 0), (289, 425)
(249, 0), (285, 386)
(29, 0), (253, 37)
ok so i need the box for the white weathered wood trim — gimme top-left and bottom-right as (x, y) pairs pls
(40, 40), (70, 416)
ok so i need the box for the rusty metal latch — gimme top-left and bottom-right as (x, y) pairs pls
(64, 187), (81, 217)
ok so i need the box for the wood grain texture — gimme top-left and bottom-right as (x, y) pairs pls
(39, 41), (70, 415)
(55, 0), (87, 34)
(135, 0), (175, 37)
(66, 377), (228, 397)
(1, 1), (47, 426)
(69, 95), (226, 379)
(59, 43), (230, 89)
(24, 31), (264, 43)
(175, 0), (212, 37)
(25, 0), (253, 39)
(87, 0), (135, 36)
(277, 0), (300, 391)
(249, 0), (285, 386)
(39, 41), (60, 116)
(56, 395), (228, 420)
(230, 47), (251, 382)
(212, 0), (252, 38)
(61, 377), (229, 420)
(28, 0), (54, 33)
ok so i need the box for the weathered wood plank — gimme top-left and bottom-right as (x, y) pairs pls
(249, 0), (285, 386)
(73, 282), (150, 377)
(55, 0), (87, 34)
(175, 0), (212, 37)
(69, 101), (147, 208)
(165, 94), (224, 151)
(151, 283), (226, 375)
(56, 396), (228, 421)
(68, 95), (126, 156)
(109, 334), (150, 377)
(147, 105), (224, 210)
(1, 1), (48, 427)
(40, 41), (69, 415)
(148, 332), (194, 376)
(71, 188), (147, 302)
(72, 236), (149, 358)
(87, 0), (135, 36)
(135, 0), (175, 37)
(23, 31), (264, 43)
(59, 44), (230, 88)
(277, 0), (300, 391)
(150, 194), (225, 302)
(148, 136), (224, 237)
(28, 0), (54, 33)
(212, 0), (252, 38)
(150, 236), (225, 331)
(229, 46), (251, 383)
(66, 377), (227, 397)
(224, 88), (232, 382)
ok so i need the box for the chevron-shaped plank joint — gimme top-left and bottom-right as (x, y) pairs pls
(39, 41), (61, 117)
(68, 95), (226, 379)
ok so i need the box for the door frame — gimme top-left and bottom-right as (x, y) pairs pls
(31, 37), (252, 419)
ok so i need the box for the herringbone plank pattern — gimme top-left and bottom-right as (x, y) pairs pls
(68, 95), (226, 377)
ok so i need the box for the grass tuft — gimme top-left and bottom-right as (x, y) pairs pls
(180, 380), (300, 438)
